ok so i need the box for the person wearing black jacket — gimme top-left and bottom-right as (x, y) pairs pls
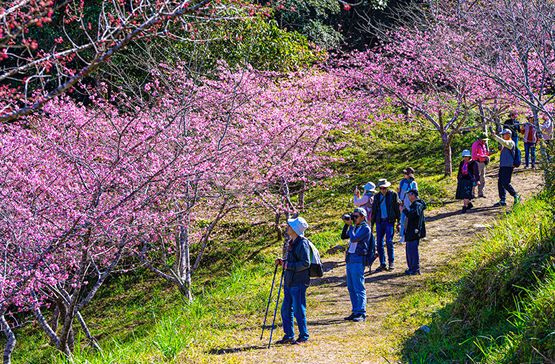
(400, 189), (426, 275)
(274, 217), (311, 345)
(341, 207), (372, 322)
(371, 179), (401, 272)
(503, 110), (521, 148)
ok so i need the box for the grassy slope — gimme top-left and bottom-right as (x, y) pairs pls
(385, 193), (555, 363)
(5, 122), (531, 364)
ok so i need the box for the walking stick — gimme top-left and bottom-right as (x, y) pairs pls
(268, 267), (284, 348)
(260, 264), (278, 340)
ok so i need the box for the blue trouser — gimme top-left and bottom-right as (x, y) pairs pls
(346, 254), (366, 315)
(281, 285), (309, 341)
(512, 136), (519, 148)
(524, 142), (536, 167)
(399, 213), (406, 239)
(405, 240), (420, 273)
(498, 166), (517, 202)
(376, 220), (395, 265)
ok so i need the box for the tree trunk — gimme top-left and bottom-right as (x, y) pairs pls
(1, 314), (15, 364)
(76, 312), (101, 352)
(180, 225), (192, 303)
(281, 179), (293, 260)
(274, 212), (282, 242)
(442, 133), (453, 176)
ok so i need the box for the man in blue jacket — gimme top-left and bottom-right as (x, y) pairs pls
(274, 217), (311, 345)
(341, 207), (372, 322)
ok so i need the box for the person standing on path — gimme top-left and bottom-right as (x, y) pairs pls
(354, 182), (377, 229)
(456, 150), (480, 213)
(400, 189), (426, 275)
(340, 208), (371, 322)
(274, 217), (311, 345)
(489, 127), (521, 207)
(371, 179), (401, 272)
(521, 115), (538, 169)
(471, 133), (492, 198)
(503, 110), (521, 148)
(397, 168), (418, 243)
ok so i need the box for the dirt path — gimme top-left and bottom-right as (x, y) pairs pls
(211, 168), (542, 364)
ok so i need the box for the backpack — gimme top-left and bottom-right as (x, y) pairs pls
(308, 241), (324, 278)
(511, 145), (522, 167)
(364, 233), (378, 267)
(361, 192), (374, 218)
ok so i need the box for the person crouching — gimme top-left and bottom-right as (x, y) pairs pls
(340, 207), (371, 322)
(274, 217), (311, 345)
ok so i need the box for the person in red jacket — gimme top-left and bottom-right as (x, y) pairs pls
(521, 115), (538, 169)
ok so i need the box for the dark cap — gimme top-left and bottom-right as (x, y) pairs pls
(407, 189), (419, 197)
(403, 167), (415, 177)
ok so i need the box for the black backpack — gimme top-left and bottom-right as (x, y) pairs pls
(308, 241), (324, 278)
(364, 233), (378, 267)
(511, 145), (522, 167)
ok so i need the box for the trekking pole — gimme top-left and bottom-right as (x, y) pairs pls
(260, 264), (278, 340)
(268, 266), (284, 348)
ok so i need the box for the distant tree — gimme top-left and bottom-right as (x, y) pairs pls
(335, 24), (506, 176)
(370, 0), (555, 180)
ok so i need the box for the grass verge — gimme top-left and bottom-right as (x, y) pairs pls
(385, 193), (555, 363)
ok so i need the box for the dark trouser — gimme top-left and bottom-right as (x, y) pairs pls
(524, 142), (536, 167)
(376, 220), (394, 265)
(512, 136), (519, 148)
(498, 166), (517, 202)
(405, 240), (420, 273)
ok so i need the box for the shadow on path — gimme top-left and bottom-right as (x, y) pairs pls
(426, 205), (499, 222)
(209, 345), (268, 355)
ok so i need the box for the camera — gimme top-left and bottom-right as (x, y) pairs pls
(342, 213), (355, 221)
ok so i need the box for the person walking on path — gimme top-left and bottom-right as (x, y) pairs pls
(274, 217), (311, 345)
(400, 189), (426, 275)
(456, 150), (480, 213)
(397, 168), (418, 243)
(521, 115), (538, 169)
(471, 133), (492, 198)
(503, 110), (521, 148)
(489, 127), (521, 207)
(340, 208), (371, 322)
(371, 179), (401, 272)
(354, 182), (377, 228)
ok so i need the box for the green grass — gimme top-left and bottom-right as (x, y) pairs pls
(2, 122), (494, 363)
(383, 194), (555, 364)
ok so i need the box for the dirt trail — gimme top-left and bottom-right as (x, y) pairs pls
(212, 168), (542, 364)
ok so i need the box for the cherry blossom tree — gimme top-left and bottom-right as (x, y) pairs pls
(334, 24), (505, 176)
(0, 0), (259, 123)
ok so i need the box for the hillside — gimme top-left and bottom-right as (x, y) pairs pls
(7, 121), (553, 364)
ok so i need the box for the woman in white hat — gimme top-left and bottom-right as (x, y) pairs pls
(354, 182), (377, 225)
(456, 150), (480, 213)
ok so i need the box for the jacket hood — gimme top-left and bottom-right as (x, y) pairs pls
(414, 199), (427, 210)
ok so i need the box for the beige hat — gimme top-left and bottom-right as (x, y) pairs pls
(376, 178), (392, 188)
